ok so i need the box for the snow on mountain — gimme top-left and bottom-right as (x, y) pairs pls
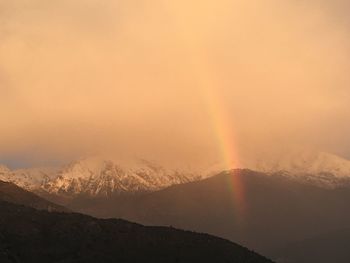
(272, 170), (350, 189)
(207, 149), (350, 188)
(241, 150), (350, 188)
(0, 165), (10, 174)
(244, 150), (350, 178)
(0, 166), (59, 191)
(0, 158), (203, 197)
(2, 150), (350, 195)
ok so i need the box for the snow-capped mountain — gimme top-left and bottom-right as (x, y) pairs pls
(0, 166), (58, 191)
(0, 158), (203, 197)
(2, 150), (350, 196)
(244, 150), (350, 178)
(244, 150), (350, 188)
(44, 158), (203, 197)
(208, 149), (350, 188)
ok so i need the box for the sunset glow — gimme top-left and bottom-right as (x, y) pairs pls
(1, 1), (350, 262)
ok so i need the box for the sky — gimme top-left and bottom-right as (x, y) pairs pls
(0, 0), (349, 168)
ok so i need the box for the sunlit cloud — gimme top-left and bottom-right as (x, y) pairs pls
(0, 0), (349, 167)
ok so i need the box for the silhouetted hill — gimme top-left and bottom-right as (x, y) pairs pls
(0, 201), (273, 263)
(70, 170), (350, 259)
(0, 180), (69, 213)
(274, 228), (350, 263)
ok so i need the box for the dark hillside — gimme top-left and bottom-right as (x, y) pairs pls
(0, 201), (273, 263)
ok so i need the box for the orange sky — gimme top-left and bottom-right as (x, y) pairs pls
(0, 0), (349, 167)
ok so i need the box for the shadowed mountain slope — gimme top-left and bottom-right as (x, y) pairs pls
(0, 180), (69, 213)
(75, 170), (350, 259)
(274, 228), (350, 263)
(0, 201), (273, 263)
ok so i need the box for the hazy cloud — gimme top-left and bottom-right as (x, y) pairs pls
(0, 0), (349, 167)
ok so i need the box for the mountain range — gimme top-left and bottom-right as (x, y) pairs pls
(1, 150), (350, 262)
(2, 150), (350, 201)
(0, 158), (203, 198)
(0, 180), (273, 263)
(70, 169), (350, 260)
(212, 150), (350, 188)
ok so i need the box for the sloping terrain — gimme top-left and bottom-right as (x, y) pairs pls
(0, 180), (69, 212)
(273, 228), (350, 263)
(211, 150), (350, 188)
(0, 201), (273, 263)
(75, 170), (350, 259)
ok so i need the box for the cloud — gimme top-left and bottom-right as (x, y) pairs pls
(0, 0), (349, 167)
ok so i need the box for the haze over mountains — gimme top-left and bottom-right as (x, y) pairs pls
(245, 150), (350, 178)
(1, 0), (350, 262)
(1, 150), (350, 262)
(2, 149), (350, 199)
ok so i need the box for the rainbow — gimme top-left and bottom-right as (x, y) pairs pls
(164, 2), (247, 220)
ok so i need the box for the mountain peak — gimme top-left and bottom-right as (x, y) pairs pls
(243, 150), (350, 178)
(0, 157), (203, 198)
(45, 157), (202, 197)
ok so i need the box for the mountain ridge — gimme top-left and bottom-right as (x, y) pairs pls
(2, 150), (350, 200)
(78, 169), (350, 260)
(0, 200), (273, 263)
(0, 180), (69, 213)
(0, 158), (204, 198)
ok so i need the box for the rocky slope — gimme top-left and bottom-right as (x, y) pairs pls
(0, 166), (58, 191)
(0, 158), (203, 198)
